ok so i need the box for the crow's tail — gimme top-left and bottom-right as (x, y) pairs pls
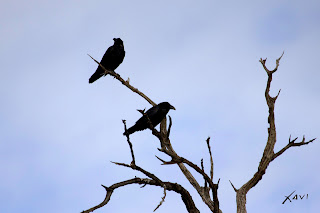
(89, 68), (104, 84)
(123, 125), (138, 136)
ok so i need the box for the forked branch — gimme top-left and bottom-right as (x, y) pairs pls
(271, 135), (316, 161)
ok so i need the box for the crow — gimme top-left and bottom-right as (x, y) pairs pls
(124, 102), (176, 135)
(89, 38), (125, 83)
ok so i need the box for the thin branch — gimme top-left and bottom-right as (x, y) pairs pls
(155, 155), (167, 164)
(167, 115), (173, 138)
(259, 51), (284, 74)
(155, 155), (177, 165)
(110, 161), (169, 211)
(229, 180), (238, 192)
(159, 148), (216, 191)
(122, 120), (135, 165)
(140, 183), (147, 188)
(271, 136), (316, 161)
(81, 178), (141, 213)
(201, 158), (208, 188)
(154, 187), (167, 212)
(111, 161), (164, 184)
(206, 137), (214, 181)
(259, 52), (284, 104)
(88, 54), (156, 106)
(275, 89), (281, 100)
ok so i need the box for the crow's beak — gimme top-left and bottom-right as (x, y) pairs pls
(113, 38), (116, 41)
(170, 105), (176, 110)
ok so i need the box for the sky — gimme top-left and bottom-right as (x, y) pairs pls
(0, 0), (319, 212)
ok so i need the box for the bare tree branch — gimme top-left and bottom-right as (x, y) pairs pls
(154, 187), (167, 212)
(271, 136), (316, 161)
(122, 120), (135, 165)
(157, 141), (220, 213)
(167, 115), (173, 138)
(81, 178), (200, 213)
(81, 178), (142, 213)
(88, 54), (156, 106)
(111, 161), (165, 186)
(158, 143), (216, 191)
(201, 158), (208, 188)
(229, 180), (238, 192)
(112, 130), (170, 211)
(206, 137), (214, 181)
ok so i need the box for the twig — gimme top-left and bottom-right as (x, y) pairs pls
(111, 161), (164, 184)
(81, 178), (141, 213)
(154, 187), (167, 212)
(201, 159), (207, 188)
(259, 51), (284, 74)
(229, 180), (238, 192)
(206, 137), (214, 181)
(167, 115), (172, 138)
(158, 149), (217, 196)
(155, 155), (167, 164)
(122, 120), (135, 165)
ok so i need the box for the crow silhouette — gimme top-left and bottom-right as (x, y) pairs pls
(89, 38), (125, 83)
(124, 102), (175, 135)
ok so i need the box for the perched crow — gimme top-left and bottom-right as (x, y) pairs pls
(89, 38), (125, 83)
(124, 102), (176, 135)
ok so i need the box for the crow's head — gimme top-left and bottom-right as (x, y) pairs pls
(113, 38), (124, 46)
(159, 102), (176, 111)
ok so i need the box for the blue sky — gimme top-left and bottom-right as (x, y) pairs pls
(1, 0), (319, 212)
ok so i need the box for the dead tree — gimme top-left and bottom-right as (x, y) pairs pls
(229, 52), (316, 213)
(82, 52), (315, 213)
